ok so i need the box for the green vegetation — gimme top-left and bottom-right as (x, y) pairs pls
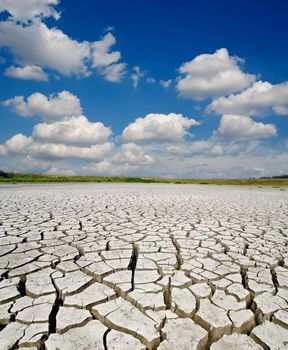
(0, 170), (288, 186)
(0, 171), (157, 184)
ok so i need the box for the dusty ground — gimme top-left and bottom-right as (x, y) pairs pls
(0, 183), (287, 349)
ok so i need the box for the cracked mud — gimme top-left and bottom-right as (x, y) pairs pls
(0, 183), (287, 350)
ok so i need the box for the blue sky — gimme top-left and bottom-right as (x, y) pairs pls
(0, 0), (287, 178)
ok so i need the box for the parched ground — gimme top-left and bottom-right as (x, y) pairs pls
(0, 183), (287, 350)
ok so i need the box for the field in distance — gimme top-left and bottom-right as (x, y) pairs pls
(0, 171), (287, 187)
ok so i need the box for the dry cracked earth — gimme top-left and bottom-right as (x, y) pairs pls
(0, 183), (288, 350)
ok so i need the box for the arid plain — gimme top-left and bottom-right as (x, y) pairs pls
(0, 184), (287, 349)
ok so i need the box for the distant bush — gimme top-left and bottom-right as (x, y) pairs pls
(261, 174), (288, 179)
(125, 177), (156, 183)
(0, 170), (9, 178)
(273, 174), (288, 179)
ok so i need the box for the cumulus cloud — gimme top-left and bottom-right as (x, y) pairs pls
(176, 48), (255, 100)
(3, 90), (82, 121)
(100, 63), (126, 82)
(91, 33), (120, 68)
(0, 4), (126, 80)
(122, 113), (200, 143)
(166, 140), (211, 155)
(166, 140), (224, 157)
(81, 144), (155, 176)
(1, 87), (115, 166)
(114, 143), (154, 165)
(83, 160), (115, 175)
(0, 133), (32, 155)
(0, 0), (60, 22)
(0, 133), (114, 161)
(209, 145), (224, 156)
(159, 79), (172, 89)
(4, 65), (48, 81)
(31, 142), (114, 160)
(2, 137), (288, 178)
(131, 66), (144, 88)
(33, 116), (112, 146)
(0, 21), (90, 77)
(146, 77), (156, 84)
(177, 152), (288, 178)
(91, 34), (126, 81)
(214, 114), (277, 140)
(1, 128), (287, 178)
(209, 81), (288, 116)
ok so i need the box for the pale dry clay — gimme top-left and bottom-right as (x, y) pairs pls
(0, 183), (287, 349)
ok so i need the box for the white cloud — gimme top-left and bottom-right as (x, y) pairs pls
(90, 33), (126, 82)
(83, 160), (114, 175)
(176, 48), (255, 100)
(214, 114), (277, 140)
(166, 140), (211, 155)
(159, 79), (172, 89)
(122, 113), (200, 143)
(169, 152), (288, 178)
(0, 2), (127, 81)
(0, 133), (32, 155)
(0, 133), (114, 161)
(100, 63), (126, 82)
(4, 65), (48, 81)
(146, 77), (156, 84)
(0, 88), (114, 165)
(33, 116), (111, 146)
(91, 33), (120, 68)
(20, 155), (54, 172)
(2, 139), (288, 178)
(165, 144), (189, 155)
(82, 159), (145, 176)
(82, 144), (156, 176)
(131, 66), (144, 88)
(104, 26), (115, 33)
(1, 88), (114, 164)
(114, 143), (154, 165)
(209, 145), (224, 156)
(3, 90), (82, 121)
(1, 130), (288, 178)
(0, 21), (90, 76)
(45, 167), (76, 176)
(209, 81), (288, 116)
(0, 0), (60, 22)
(166, 140), (224, 157)
(30, 142), (114, 160)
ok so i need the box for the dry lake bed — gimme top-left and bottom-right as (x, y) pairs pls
(0, 183), (287, 350)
